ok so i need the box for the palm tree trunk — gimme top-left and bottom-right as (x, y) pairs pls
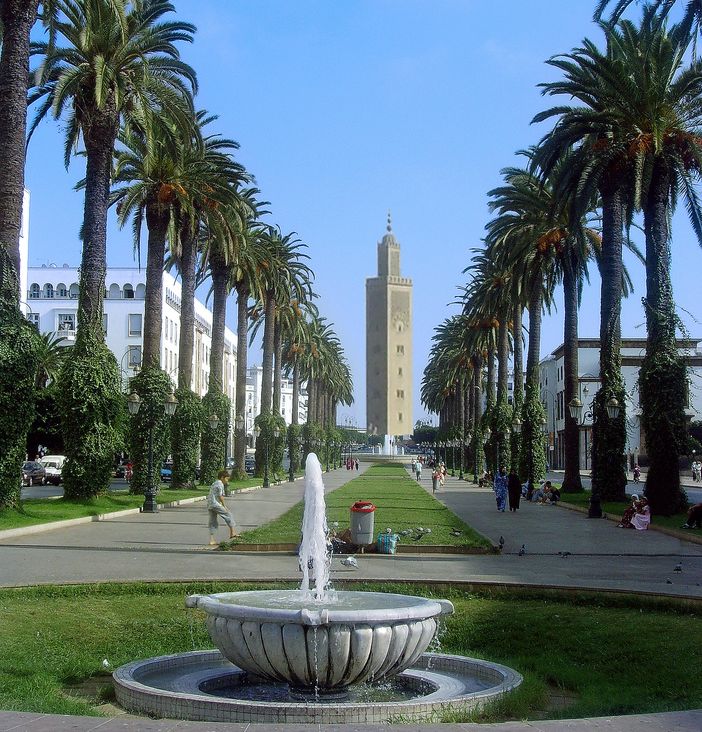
(591, 185), (627, 503)
(177, 233), (197, 391)
(486, 349), (496, 405)
(142, 206), (169, 367)
(234, 281), (249, 478)
(292, 361), (300, 425)
(259, 291), (275, 414)
(562, 259), (583, 492)
(496, 315), (511, 469)
(272, 318), (282, 414)
(512, 302), (523, 408)
(208, 264), (228, 392)
(0, 0), (39, 301)
(640, 161), (687, 515)
(78, 106), (119, 332)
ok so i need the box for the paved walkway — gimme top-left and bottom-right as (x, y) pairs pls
(2, 463), (701, 730)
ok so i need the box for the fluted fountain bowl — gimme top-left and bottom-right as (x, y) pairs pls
(186, 590), (453, 697)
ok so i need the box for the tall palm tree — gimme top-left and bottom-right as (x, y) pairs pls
(536, 17), (702, 513)
(28, 0), (196, 498)
(595, 0), (702, 40)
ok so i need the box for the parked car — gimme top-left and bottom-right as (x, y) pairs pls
(244, 456), (256, 475)
(160, 462), (173, 482)
(22, 461), (46, 486)
(114, 462), (127, 479)
(40, 455), (66, 486)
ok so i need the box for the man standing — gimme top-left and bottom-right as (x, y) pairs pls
(415, 460), (422, 482)
(207, 470), (238, 545)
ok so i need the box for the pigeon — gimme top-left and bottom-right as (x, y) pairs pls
(558, 551), (571, 559)
(102, 659), (111, 670)
(340, 556), (358, 569)
(499, 536), (505, 549)
(518, 544), (526, 556)
(666, 578), (673, 584)
(674, 563), (682, 573)
(424, 528), (432, 535)
(386, 527), (393, 534)
(331, 521), (339, 529)
(451, 529), (462, 537)
(400, 529), (412, 537)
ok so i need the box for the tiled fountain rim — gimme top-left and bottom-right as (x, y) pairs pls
(113, 650), (523, 724)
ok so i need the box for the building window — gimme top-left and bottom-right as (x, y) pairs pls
(57, 284), (68, 298)
(123, 284), (134, 299)
(398, 412), (403, 422)
(29, 283), (40, 299)
(128, 345), (142, 367)
(44, 283), (54, 299)
(128, 313), (142, 337)
(26, 313), (39, 328)
(396, 389), (404, 399)
(57, 313), (75, 332)
(396, 345), (404, 355)
(398, 367), (403, 376)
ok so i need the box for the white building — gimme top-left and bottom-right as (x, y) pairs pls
(26, 264), (238, 453)
(245, 364), (308, 439)
(539, 338), (702, 469)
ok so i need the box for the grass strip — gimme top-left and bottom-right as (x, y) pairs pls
(0, 581), (699, 722)
(225, 463), (491, 548)
(558, 490), (691, 531)
(0, 477), (264, 531)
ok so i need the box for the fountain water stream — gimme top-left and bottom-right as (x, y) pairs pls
(298, 453), (330, 600)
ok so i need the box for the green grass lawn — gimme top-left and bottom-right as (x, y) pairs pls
(558, 490), (691, 531)
(0, 582), (699, 722)
(227, 463), (491, 548)
(0, 477), (264, 532)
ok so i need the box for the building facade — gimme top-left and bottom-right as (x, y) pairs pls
(365, 216), (413, 437)
(539, 338), (702, 469)
(244, 365), (308, 440)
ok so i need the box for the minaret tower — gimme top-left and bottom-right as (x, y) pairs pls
(365, 213), (413, 438)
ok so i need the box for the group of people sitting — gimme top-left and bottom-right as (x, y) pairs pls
(491, 468), (561, 512)
(617, 494), (651, 530)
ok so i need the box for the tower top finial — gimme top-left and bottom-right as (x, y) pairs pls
(387, 210), (392, 233)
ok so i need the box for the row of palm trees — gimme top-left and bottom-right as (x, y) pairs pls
(422, 0), (702, 516)
(0, 0), (352, 505)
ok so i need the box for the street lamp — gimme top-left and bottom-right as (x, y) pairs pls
(450, 439), (457, 477)
(128, 390), (178, 513)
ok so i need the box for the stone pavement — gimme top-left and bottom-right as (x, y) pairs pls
(1, 709), (701, 731)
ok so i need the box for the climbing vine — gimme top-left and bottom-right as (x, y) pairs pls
(171, 388), (202, 489)
(58, 325), (123, 499)
(518, 381), (546, 489)
(254, 411), (286, 481)
(287, 424), (302, 476)
(0, 300), (41, 509)
(199, 390), (230, 486)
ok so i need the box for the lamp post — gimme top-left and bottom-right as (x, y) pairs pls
(569, 396), (620, 518)
(234, 414), (245, 474)
(254, 425), (275, 488)
(450, 440), (457, 477)
(128, 390), (178, 514)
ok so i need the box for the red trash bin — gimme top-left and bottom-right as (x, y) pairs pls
(350, 501), (376, 544)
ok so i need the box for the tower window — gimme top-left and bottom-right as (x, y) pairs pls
(398, 367), (403, 376)
(396, 389), (404, 398)
(396, 345), (404, 355)
(398, 412), (403, 422)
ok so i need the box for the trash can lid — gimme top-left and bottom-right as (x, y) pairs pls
(351, 501), (376, 513)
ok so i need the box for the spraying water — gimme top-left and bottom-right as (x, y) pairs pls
(298, 453), (330, 601)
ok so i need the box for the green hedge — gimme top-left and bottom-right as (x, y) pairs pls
(170, 388), (202, 489)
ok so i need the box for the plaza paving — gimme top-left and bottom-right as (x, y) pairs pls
(1, 463), (701, 730)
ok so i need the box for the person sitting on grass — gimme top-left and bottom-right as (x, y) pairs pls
(618, 494), (640, 529)
(631, 496), (650, 531)
(530, 482), (545, 503)
(546, 482), (560, 504)
(682, 502), (702, 529)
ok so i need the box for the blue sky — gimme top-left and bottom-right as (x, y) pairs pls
(24, 1), (701, 427)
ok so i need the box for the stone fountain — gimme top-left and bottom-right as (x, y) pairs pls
(113, 453), (522, 723)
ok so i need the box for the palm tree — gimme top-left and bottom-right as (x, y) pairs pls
(33, 332), (67, 388)
(536, 17), (702, 513)
(595, 0), (702, 40)
(28, 0), (196, 498)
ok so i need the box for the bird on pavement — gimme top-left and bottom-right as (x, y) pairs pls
(518, 544), (526, 556)
(340, 556), (358, 569)
(674, 563), (682, 573)
(499, 536), (505, 549)
(558, 551), (571, 558)
(451, 529), (462, 537)
(666, 578), (673, 584)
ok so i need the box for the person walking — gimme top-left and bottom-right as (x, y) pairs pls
(507, 469), (521, 511)
(415, 460), (422, 482)
(432, 466), (441, 494)
(494, 466), (508, 512)
(207, 469), (237, 545)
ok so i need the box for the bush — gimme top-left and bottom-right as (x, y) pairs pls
(199, 390), (230, 486)
(170, 388), (202, 489)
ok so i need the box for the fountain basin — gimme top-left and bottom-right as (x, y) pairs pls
(185, 589), (453, 693)
(113, 649), (523, 724)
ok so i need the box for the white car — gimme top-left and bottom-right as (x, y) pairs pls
(40, 455), (66, 486)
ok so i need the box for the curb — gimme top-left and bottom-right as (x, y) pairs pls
(558, 500), (702, 545)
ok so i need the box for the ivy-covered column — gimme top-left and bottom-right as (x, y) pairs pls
(200, 390), (230, 486)
(519, 379), (546, 492)
(171, 388), (202, 489)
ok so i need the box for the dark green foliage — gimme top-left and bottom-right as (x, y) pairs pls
(470, 425), (484, 480)
(27, 386), (63, 456)
(640, 348), (689, 515)
(519, 381), (546, 487)
(199, 390), (230, 486)
(57, 327), (122, 499)
(0, 300), (41, 508)
(591, 383), (628, 502)
(302, 421), (324, 460)
(287, 423), (301, 475)
(170, 388), (202, 489)
(127, 366), (172, 496)
(254, 412), (286, 480)
(493, 399), (512, 472)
